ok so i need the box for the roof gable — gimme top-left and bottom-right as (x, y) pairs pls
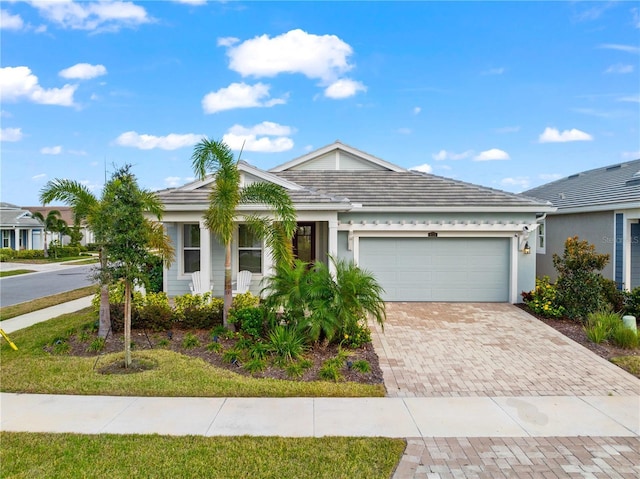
(522, 159), (640, 210)
(270, 141), (406, 172)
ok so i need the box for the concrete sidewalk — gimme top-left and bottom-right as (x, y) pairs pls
(1, 296), (93, 334)
(1, 393), (638, 438)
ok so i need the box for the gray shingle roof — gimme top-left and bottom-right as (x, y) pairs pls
(0, 203), (43, 228)
(522, 159), (640, 210)
(274, 170), (548, 208)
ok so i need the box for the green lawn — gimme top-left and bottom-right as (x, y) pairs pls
(1, 432), (405, 479)
(0, 269), (35, 278)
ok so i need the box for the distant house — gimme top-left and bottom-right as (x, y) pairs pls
(0, 202), (44, 250)
(25, 206), (95, 247)
(522, 159), (640, 290)
(157, 141), (553, 302)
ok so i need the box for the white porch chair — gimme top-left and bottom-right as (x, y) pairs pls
(189, 271), (213, 295)
(232, 270), (252, 296)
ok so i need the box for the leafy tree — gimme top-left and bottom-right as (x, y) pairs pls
(40, 180), (111, 337)
(553, 236), (610, 321)
(66, 222), (84, 247)
(191, 138), (297, 327)
(101, 165), (174, 367)
(32, 210), (67, 258)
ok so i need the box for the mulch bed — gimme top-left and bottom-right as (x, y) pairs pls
(63, 328), (384, 385)
(515, 303), (639, 361)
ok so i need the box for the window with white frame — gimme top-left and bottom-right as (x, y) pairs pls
(1, 230), (10, 248)
(183, 224), (200, 274)
(537, 220), (545, 253)
(238, 224), (262, 273)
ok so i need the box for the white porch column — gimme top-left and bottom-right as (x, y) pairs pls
(199, 221), (212, 292)
(328, 219), (338, 274)
(27, 228), (32, 250)
(510, 235), (519, 303)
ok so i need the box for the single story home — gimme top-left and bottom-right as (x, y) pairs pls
(157, 141), (554, 303)
(0, 202), (44, 251)
(522, 159), (640, 290)
(26, 206), (95, 247)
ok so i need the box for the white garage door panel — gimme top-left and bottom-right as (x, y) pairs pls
(359, 237), (510, 302)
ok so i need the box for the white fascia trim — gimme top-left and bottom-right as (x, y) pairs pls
(269, 141), (406, 173)
(355, 205), (557, 213)
(239, 162), (304, 190)
(553, 202), (639, 215)
(338, 221), (537, 234)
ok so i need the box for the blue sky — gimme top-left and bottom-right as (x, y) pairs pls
(1, 1), (639, 207)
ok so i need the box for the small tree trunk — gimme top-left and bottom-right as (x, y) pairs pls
(43, 233), (49, 258)
(124, 281), (132, 368)
(223, 242), (232, 329)
(97, 247), (111, 338)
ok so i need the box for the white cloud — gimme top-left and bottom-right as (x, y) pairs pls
(217, 36), (239, 47)
(598, 43), (640, 54)
(500, 177), (529, 190)
(0, 9), (24, 30)
(494, 126), (520, 133)
(617, 94), (640, 103)
(0, 66), (77, 106)
(173, 0), (207, 5)
(410, 163), (433, 173)
(202, 82), (286, 114)
(115, 131), (203, 150)
(413, 107), (421, 115)
(222, 121), (295, 153)
(538, 173), (563, 181)
(223, 29), (354, 82)
(324, 78), (366, 99)
(621, 150), (640, 159)
(481, 67), (505, 75)
(538, 127), (593, 143)
(41, 145), (62, 155)
(32, 173), (47, 181)
(432, 149), (473, 161)
(164, 176), (183, 187)
(604, 63), (634, 74)
(633, 7), (640, 28)
(27, 0), (151, 32)
(0, 127), (23, 142)
(0, 110), (11, 118)
(474, 149), (510, 161)
(59, 63), (107, 80)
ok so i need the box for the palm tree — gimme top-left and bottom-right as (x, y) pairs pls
(191, 138), (297, 326)
(32, 210), (66, 258)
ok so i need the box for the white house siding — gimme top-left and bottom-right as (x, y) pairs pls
(536, 211), (614, 283)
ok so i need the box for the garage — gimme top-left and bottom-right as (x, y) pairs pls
(358, 237), (510, 302)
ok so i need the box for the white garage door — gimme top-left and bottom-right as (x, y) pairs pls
(359, 237), (510, 302)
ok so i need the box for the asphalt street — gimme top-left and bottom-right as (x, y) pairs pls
(0, 265), (95, 307)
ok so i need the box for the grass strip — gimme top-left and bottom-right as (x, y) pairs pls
(0, 309), (385, 398)
(1, 432), (405, 479)
(0, 286), (96, 321)
(0, 269), (35, 278)
(610, 356), (640, 376)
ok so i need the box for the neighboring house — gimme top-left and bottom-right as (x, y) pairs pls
(0, 202), (44, 250)
(522, 159), (640, 290)
(157, 141), (553, 303)
(26, 206), (95, 247)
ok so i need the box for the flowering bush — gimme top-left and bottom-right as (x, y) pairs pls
(522, 276), (565, 318)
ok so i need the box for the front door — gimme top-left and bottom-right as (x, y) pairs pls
(293, 222), (316, 264)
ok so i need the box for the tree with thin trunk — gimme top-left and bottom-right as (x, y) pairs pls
(40, 180), (112, 337)
(32, 210), (66, 258)
(191, 138), (297, 327)
(101, 165), (174, 367)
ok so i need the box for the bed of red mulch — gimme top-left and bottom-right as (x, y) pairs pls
(59, 327), (384, 384)
(515, 303), (639, 361)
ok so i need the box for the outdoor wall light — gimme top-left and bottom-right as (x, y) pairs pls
(523, 242), (531, 254)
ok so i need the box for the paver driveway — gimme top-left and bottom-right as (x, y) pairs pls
(371, 303), (640, 478)
(369, 302), (640, 398)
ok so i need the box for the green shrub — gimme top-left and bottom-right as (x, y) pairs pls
(222, 348), (243, 365)
(522, 276), (565, 318)
(0, 248), (16, 260)
(610, 324), (639, 349)
(284, 359), (312, 378)
(137, 292), (173, 331)
(267, 325), (306, 364)
(231, 307), (265, 338)
(173, 293), (223, 329)
(248, 341), (270, 360)
(14, 249), (45, 259)
(157, 338), (170, 348)
(584, 309), (621, 344)
(181, 332), (200, 349)
(206, 341), (222, 353)
(600, 277), (626, 312)
(243, 358), (266, 374)
(87, 337), (106, 352)
(51, 340), (70, 355)
(553, 236), (609, 322)
(319, 362), (342, 381)
(350, 359), (371, 373)
(49, 246), (80, 258)
(625, 287), (640, 317)
(231, 291), (260, 311)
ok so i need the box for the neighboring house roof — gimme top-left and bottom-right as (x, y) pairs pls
(0, 203), (44, 228)
(522, 159), (640, 212)
(25, 206), (76, 226)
